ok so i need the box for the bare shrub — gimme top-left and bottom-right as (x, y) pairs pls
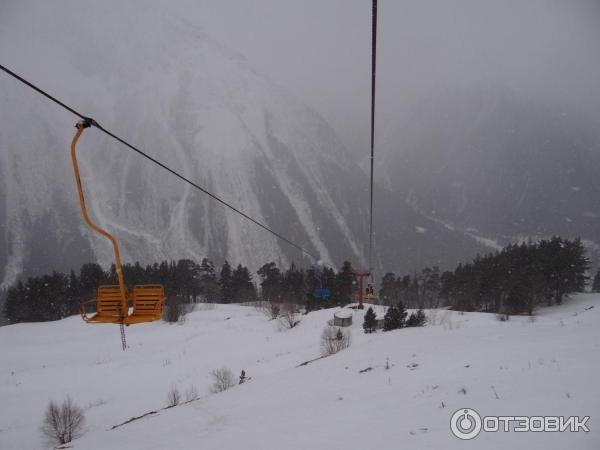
(184, 385), (198, 402)
(278, 304), (301, 329)
(496, 313), (510, 322)
(257, 301), (280, 320)
(166, 387), (181, 407)
(320, 326), (352, 356)
(182, 303), (196, 315)
(164, 295), (186, 323)
(197, 302), (216, 311)
(41, 397), (85, 446)
(210, 367), (235, 393)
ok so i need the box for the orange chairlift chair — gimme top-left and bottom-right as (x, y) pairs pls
(71, 119), (165, 325)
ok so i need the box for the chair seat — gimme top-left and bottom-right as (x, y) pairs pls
(127, 284), (165, 322)
(81, 284), (165, 325)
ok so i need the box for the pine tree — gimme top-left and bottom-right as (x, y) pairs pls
(4, 280), (27, 323)
(415, 309), (427, 326)
(593, 270), (600, 293)
(304, 266), (320, 312)
(174, 259), (199, 302)
(399, 302), (408, 327)
(257, 262), (282, 302)
(379, 272), (397, 305)
(79, 263), (106, 299)
(383, 305), (399, 331)
(283, 263), (305, 304)
(363, 306), (377, 333)
(231, 264), (256, 303)
(384, 302), (407, 330)
(219, 261), (234, 303)
(199, 258), (220, 302)
(66, 270), (83, 316)
(407, 308), (427, 327)
(334, 261), (355, 306)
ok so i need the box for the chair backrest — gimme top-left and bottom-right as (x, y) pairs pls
(97, 285), (126, 316)
(131, 285), (165, 318)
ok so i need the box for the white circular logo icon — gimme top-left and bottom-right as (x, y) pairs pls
(451, 408), (482, 440)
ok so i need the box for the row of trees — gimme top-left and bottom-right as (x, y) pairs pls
(362, 304), (427, 333)
(378, 266), (442, 309)
(380, 237), (590, 315)
(3, 258), (363, 324)
(3, 236), (593, 323)
(3, 259), (256, 323)
(442, 238), (589, 314)
(258, 261), (357, 312)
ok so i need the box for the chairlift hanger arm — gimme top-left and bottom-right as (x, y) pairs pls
(71, 121), (129, 320)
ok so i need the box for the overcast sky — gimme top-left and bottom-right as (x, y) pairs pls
(2, 0), (599, 158)
(187, 0), (600, 156)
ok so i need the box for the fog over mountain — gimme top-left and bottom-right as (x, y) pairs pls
(377, 87), (600, 252)
(0, 1), (493, 287)
(1, 0), (600, 288)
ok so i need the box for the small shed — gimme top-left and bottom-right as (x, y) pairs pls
(375, 313), (385, 330)
(333, 310), (353, 327)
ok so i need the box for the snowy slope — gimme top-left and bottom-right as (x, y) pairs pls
(1, 296), (599, 449)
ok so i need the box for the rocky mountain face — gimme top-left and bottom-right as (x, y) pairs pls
(0, 2), (492, 287)
(11, 3), (596, 288)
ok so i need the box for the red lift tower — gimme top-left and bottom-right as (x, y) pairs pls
(354, 271), (376, 309)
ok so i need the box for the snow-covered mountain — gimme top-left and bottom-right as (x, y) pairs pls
(0, 2), (368, 284)
(0, 1), (492, 286)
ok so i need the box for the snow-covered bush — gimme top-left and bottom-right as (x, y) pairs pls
(383, 303), (407, 331)
(210, 367), (236, 393)
(406, 309), (427, 327)
(41, 396), (85, 446)
(321, 326), (352, 356)
(184, 385), (199, 402)
(166, 387), (181, 407)
(363, 307), (377, 333)
(164, 295), (185, 323)
(255, 300), (280, 320)
(266, 301), (281, 320)
(278, 304), (301, 329)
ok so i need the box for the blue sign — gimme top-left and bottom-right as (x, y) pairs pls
(313, 288), (331, 299)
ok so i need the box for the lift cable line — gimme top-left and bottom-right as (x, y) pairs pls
(368, 0), (378, 273)
(353, 0), (379, 310)
(0, 63), (318, 262)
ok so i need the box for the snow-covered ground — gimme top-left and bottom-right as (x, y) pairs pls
(1, 296), (599, 449)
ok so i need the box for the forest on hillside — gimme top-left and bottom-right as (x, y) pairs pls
(2, 237), (593, 324)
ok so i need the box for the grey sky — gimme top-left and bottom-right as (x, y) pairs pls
(191, 0), (600, 156)
(2, 0), (599, 158)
